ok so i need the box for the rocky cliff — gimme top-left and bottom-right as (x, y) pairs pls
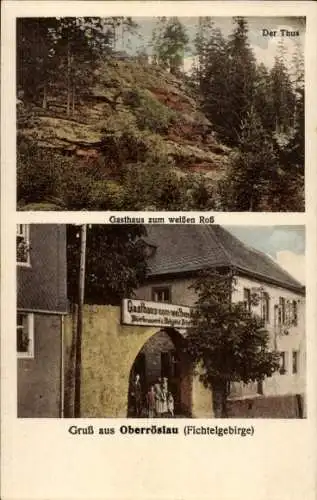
(17, 58), (231, 209)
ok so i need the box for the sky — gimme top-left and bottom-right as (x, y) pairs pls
(225, 226), (305, 284)
(119, 16), (305, 71)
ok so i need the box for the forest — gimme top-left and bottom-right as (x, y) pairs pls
(17, 17), (304, 211)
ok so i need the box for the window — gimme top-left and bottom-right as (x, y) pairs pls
(292, 351), (299, 374)
(152, 287), (171, 303)
(243, 288), (251, 312)
(278, 297), (286, 325)
(261, 292), (270, 324)
(16, 224), (30, 265)
(274, 304), (279, 327)
(279, 351), (287, 374)
(292, 301), (298, 326)
(17, 312), (34, 358)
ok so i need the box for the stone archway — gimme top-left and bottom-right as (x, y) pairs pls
(64, 305), (213, 418)
(127, 327), (193, 417)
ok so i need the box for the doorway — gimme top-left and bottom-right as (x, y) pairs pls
(127, 328), (192, 417)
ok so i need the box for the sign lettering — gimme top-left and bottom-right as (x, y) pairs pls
(122, 299), (194, 329)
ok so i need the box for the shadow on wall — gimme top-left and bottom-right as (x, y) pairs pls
(227, 394), (306, 418)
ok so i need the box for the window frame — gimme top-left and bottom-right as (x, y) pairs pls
(292, 300), (298, 326)
(243, 288), (251, 312)
(278, 297), (286, 325)
(152, 286), (171, 303)
(16, 224), (31, 267)
(279, 351), (287, 375)
(17, 312), (34, 359)
(261, 292), (270, 324)
(292, 350), (299, 374)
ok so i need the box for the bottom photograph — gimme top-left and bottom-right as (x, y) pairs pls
(16, 224), (306, 419)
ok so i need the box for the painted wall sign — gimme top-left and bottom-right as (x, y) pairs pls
(122, 299), (194, 329)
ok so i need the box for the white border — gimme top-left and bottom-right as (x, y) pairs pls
(2, 2), (317, 500)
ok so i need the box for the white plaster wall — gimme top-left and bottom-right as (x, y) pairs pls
(232, 275), (305, 397)
(135, 277), (196, 306)
(135, 273), (306, 398)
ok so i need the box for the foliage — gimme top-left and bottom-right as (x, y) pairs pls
(87, 180), (126, 210)
(270, 46), (296, 134)
(17, 17), (138, 111)
(16, 17), (304, 212)
(67, 225), (148, 305)
(16, 239), (30, 263)
(121, 160), (187, 210)
(184, 174), (216, 210)
(152, 17), (189, 75)
(191, 16), (304, 211)
(219, 108), (278, 211)
(186, 269), (280, 416)
(17, 138), (66, 207)
(124, 88), (177, 134)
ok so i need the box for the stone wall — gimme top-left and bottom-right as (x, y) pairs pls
(64, 305), (214, 418)
(227, 394), (306, 418)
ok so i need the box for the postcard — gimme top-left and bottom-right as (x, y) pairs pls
(1, 2), (317, 500)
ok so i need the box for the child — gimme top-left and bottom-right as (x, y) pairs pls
(146, 385), (156, 418)
(167, 391), (174, 417)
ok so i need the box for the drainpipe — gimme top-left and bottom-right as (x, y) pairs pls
(74, 224), (87, 418)
(60, 315), (65, 418)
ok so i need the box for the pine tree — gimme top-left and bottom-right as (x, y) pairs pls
(192, 17), (215, 88)
(17, 17), (137, 112)
(197, 24), (229, 138)
(270, 41), (296, 136)
(220, 108), (277, 211)
(17, 18), (60, 106)
(254, 63), (275, 134)
(152, 17), (189, 76)
(225, 17), (257, 144)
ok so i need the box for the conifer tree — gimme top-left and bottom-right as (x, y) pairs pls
(17, 17), (138, 111)
(220, 108), (277, 211)
(152, 17), (189, 76)
(197, 24), (229, 138)
(270, 41), (296, 135)
(253, 63), (275, 134)
(225, 17), (257, 144)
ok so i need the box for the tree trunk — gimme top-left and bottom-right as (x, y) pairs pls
(42, 81), (48, 109)
(63, 302), (77, 418)
(67, 43), (71, 116)
(212, 379), (229, 418)
(220, 381), (229, 418)
(72, 84), (76, 114)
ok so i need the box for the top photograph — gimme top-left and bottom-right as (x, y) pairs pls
(16, 16), (305, 211)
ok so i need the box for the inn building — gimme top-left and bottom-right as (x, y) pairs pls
(133, 226), (305, 416)
(63, 225), (305, 419)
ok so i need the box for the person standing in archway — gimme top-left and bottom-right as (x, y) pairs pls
(167, 390), (175, 417)
(154, 378), (164, 417)
(131, 373), (142, 417)
(146, 384), (156, 418)
(162, 377), (169, 416)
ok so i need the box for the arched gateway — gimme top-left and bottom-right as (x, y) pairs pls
(127, 327), (193, 417)
(64, 303), (214, 418)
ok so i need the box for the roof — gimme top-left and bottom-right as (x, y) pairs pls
(144, 225), (304, 294)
